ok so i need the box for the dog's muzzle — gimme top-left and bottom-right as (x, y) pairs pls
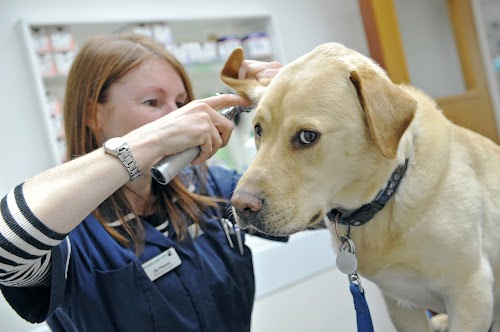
(230, 190), (265, 229)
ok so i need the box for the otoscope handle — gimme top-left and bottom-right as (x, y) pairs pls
(151, 105), (248, 185)
(151, 147), (200, 185)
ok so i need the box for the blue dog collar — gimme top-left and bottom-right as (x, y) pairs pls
(327, 159), (409, 226)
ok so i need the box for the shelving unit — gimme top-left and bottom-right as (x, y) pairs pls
(18, 15), (280, 168)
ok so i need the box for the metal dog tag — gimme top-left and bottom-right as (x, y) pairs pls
(336, 237), (358, 275)
(336, 248), (358, 275)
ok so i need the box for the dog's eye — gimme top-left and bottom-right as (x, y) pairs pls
(254, 124), (262, 138)
(299, 130), (318, 144)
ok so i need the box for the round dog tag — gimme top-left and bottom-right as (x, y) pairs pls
(336, 250), (358, 275)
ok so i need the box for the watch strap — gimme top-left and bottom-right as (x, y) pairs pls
(115, 144), (141, 181)
(103, 139), (142, 181)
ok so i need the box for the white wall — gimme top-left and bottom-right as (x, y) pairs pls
(0, 1), (372, 331)
(395, 0), (466, 98)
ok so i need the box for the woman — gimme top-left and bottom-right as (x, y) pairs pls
(0, 33), (281, 331)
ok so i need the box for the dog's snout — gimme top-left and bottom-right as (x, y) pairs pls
(231, 190), (263, 223)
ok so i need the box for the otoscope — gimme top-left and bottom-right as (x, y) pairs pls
(151, 105), (250, 185)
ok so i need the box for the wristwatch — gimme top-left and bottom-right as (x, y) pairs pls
(103, 137), (142, 181)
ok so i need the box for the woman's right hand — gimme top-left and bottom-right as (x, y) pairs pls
(124, 93), (251, 169)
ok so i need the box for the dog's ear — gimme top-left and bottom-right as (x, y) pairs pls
(220, 48), (270, 103)
(350, 70), (416, 159)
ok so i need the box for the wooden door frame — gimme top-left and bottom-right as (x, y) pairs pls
(358, 0), (500, 143)
(357, 0), (410, 84)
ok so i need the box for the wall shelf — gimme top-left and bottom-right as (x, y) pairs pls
(18, 15), (280, 167)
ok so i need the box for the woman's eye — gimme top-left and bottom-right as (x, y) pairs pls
(176, 101), (185, 109)
(299, 130), (318, 144)
(144, 99), (158, 107)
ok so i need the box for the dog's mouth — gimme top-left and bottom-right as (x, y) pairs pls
(233, 207), (325, 237)
(307, 211), (323, 227)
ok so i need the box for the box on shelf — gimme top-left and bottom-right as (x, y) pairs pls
(53, 50), (76, 76)
(242, 32), (273, 59)
(36, 52), (56, 77)
(31, 28), (51, 53)
(49, 27), (75, 52)
(152, 23), (174, 46)
(130, 23), (154, 38)
(217, 35), (242, 61)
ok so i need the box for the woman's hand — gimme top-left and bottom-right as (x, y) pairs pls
(125, 93), (251, 168)
(238, 59), (282, 80)
(126, 61), (281, 171)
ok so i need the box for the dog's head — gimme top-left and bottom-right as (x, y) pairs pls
(222, 43), (416, 236)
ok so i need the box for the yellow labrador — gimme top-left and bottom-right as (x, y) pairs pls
(221, 43), (500, 332)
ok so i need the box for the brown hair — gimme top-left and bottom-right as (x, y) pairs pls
(64, 33), (219, 253)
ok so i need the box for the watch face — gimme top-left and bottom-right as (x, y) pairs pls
(105, 137), (125, 150)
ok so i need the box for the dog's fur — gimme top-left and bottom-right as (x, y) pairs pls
(221, 44), (500, 331)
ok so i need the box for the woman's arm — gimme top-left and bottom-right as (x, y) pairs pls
(18, 94), (247, 234)
(1, 184), (60, 287)
(0, 94), (245, 287)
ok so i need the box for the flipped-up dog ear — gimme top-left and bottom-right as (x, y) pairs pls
(349, 70), (416, 159)
(220, 48), (270, 103)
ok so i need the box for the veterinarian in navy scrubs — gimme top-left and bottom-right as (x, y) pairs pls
(0, 33), (281, 331)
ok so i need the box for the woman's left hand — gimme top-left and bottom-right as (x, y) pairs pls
(238, 60), (282, 81)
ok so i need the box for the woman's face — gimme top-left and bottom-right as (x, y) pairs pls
(94, 57), (188, 144)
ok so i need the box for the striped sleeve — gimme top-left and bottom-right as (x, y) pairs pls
(0, 183), (68, 287)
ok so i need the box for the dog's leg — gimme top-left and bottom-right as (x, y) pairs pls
(444, 267), (494, 332)
(445, 287), (493, 331)
(384, 296), (433, 332)
(430, 313), (448, 332)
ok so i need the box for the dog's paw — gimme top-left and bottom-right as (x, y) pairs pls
(430, 313), (448, 332)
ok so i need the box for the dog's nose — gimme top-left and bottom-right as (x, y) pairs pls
(231, 190), (263, 222)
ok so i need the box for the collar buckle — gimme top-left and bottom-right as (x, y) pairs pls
(327, 159), (409, 227)
(350, 201), (384, 225)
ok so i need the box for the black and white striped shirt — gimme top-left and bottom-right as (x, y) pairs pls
(0, 184), (67, 287)
(0, 183), (204, 288)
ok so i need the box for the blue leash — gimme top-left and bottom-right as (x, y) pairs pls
(329, 161), (410, 332)
(333, 220), (375, 332)
(350, 279), (374, 332)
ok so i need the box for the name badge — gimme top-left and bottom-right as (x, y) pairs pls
(142, 247), (182, 281)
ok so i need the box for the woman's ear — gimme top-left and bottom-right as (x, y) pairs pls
(86, 99), (102, 129)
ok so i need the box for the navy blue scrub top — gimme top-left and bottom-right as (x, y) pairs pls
(1, 166), (264, 332)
